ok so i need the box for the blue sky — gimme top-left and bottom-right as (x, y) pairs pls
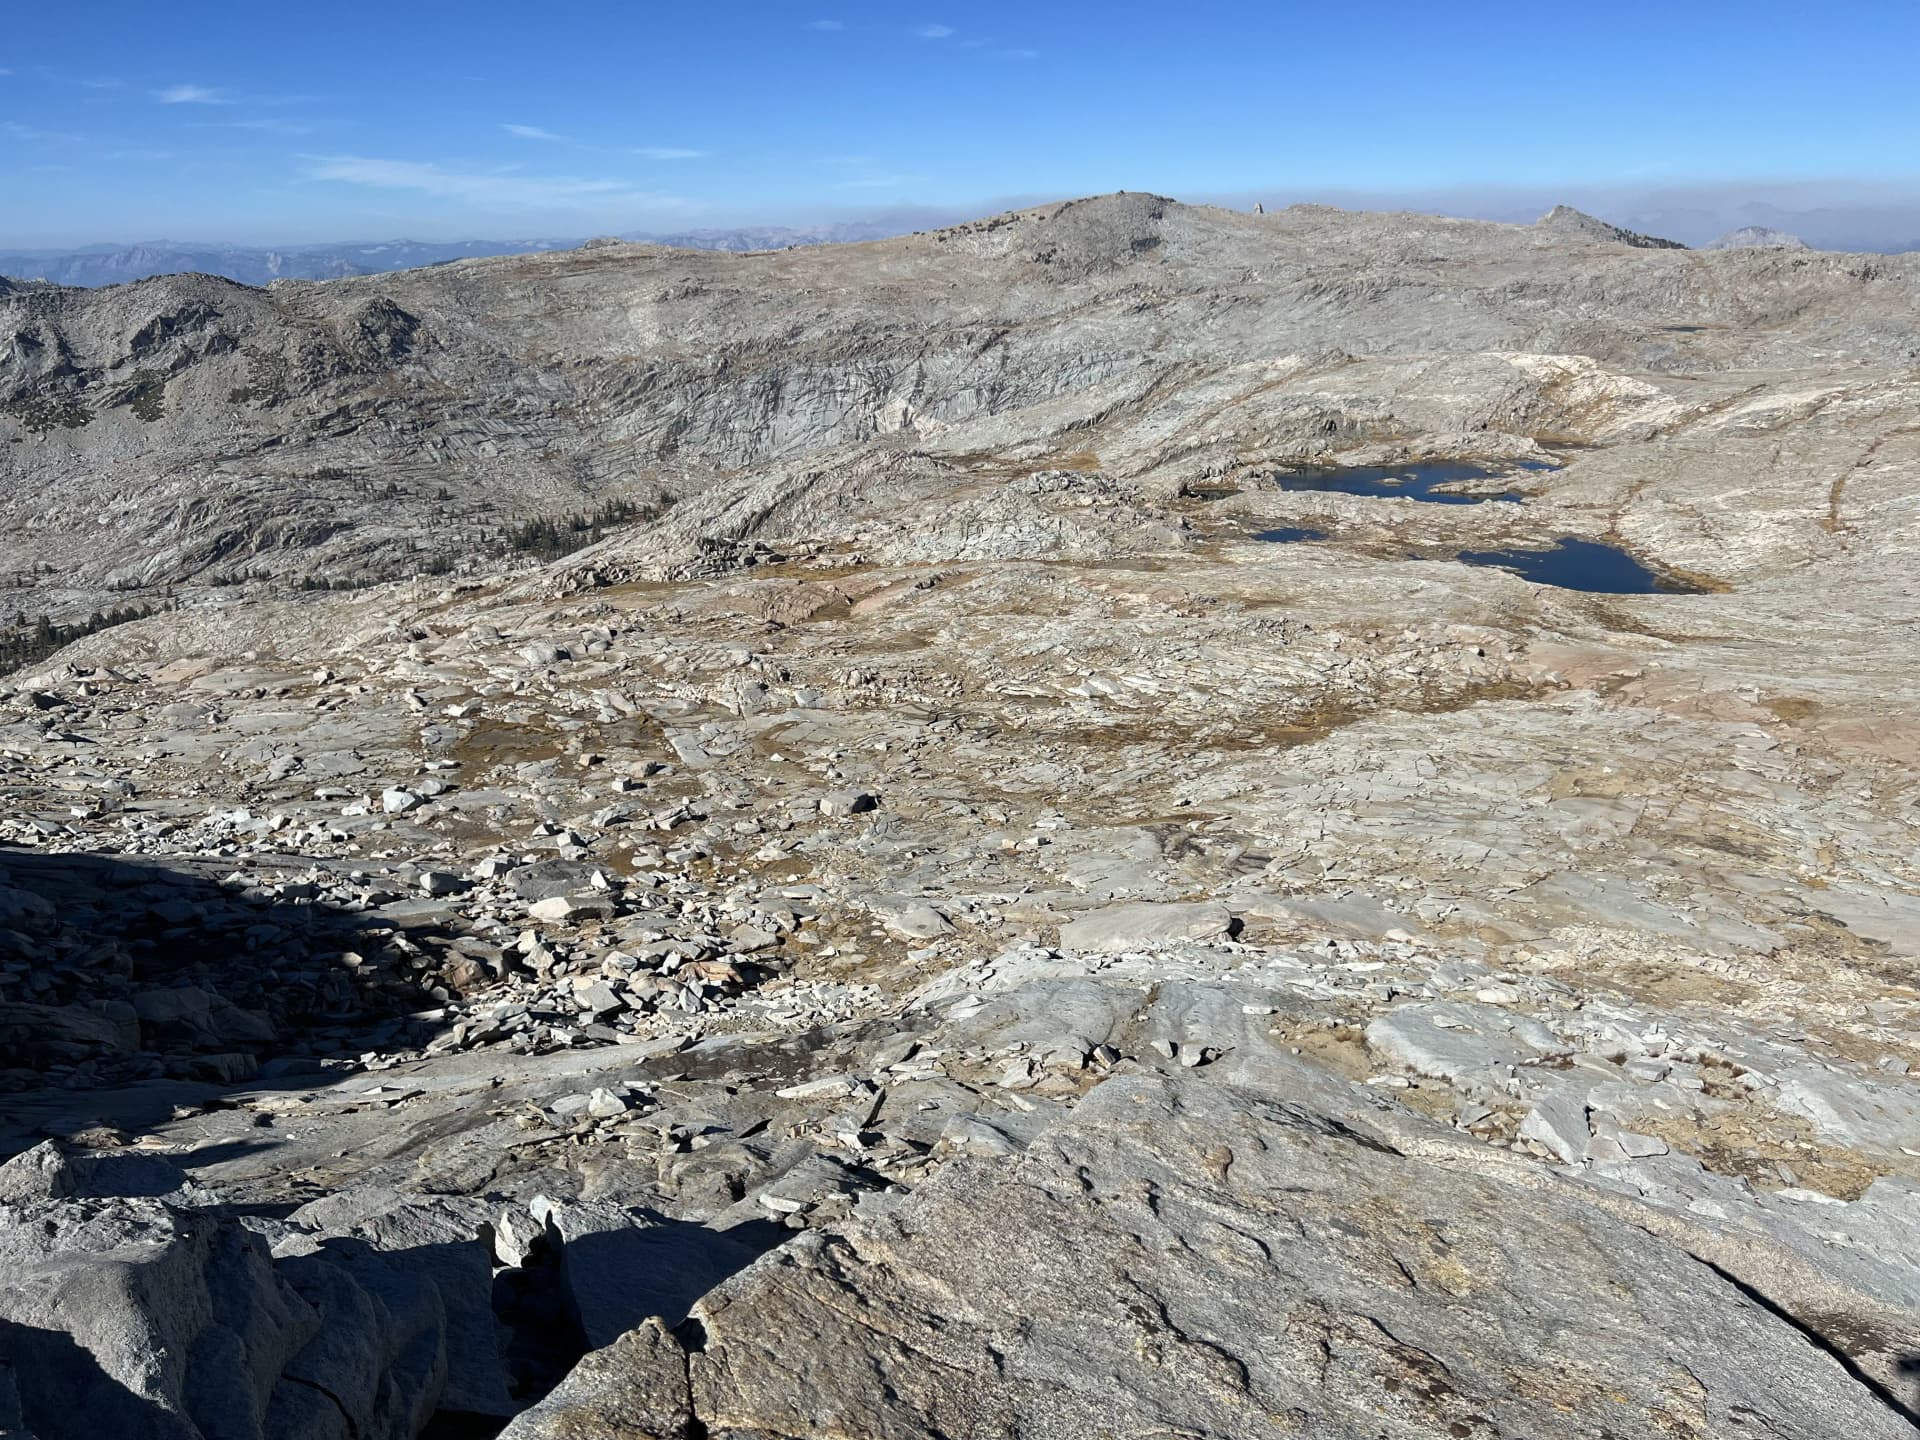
(3, 0), (1918, 245)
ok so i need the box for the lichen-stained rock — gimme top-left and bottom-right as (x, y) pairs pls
(685, 1075), (1917, 1439)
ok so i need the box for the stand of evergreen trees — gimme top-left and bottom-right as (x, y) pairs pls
(493, 496), (669, 561)
(1, 603), (157, 675)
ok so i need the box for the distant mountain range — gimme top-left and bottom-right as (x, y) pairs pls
(1702, 226), (1813, 251)
(12, 208), (1907, 291)
(0, 238), (574, 287)
(0, 219), (944, 288)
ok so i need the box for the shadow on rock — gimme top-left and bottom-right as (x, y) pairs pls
(1892, 1352), (1920, 1424)
(0, 843), (472, 1151)
(0, 1143), (795, 1440)
(0, 1317), (193, 1439)
(486, 1205), (787, 1431)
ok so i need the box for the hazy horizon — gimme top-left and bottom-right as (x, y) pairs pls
(6, 0), (1920, 251)
(7, 178), (1920, 256)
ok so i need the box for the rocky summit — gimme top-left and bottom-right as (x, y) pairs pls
(3, 193), (1920, 1439)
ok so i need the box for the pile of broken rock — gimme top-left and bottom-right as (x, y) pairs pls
(4, 919), (1920, 1438)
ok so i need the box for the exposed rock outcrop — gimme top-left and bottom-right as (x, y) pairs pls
(4, 193), (1920, 1439)
(1534, 203), (1689, 249)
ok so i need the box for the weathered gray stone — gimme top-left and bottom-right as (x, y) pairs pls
(1366, 1001), (1563, 1092)
(0, 1198), (319, 1440)
(1518, 1091), (1591, 1164)
(497, 1318), (691, 1440)
(507, 861), (607, 902)
(0, 1142), (75, 1204)
(11, 189), (1920, 1440)
(1056, 901), (1235, 953)
(685, 1075), (1913, 1439)
(285, 1189), (515, 1419)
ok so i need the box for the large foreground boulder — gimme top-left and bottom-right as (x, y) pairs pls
(0, 1147), (453, 1440)
(0, 1197), (315, 1440)
(667, 1074), (1913, 1438)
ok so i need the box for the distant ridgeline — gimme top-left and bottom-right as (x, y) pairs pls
(0, 220), (931, 288)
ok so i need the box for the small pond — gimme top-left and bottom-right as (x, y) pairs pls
(1272, 461), (1544, 506)
(1252, 526), (1328, 544)
(1454, 537), (1704, 595)
(1246, 526), (1706, 595)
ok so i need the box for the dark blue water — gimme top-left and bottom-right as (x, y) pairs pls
(1253, 526), (1328, 544)
(1455, 537), (1703, 594)
(1272, 461), (1537, 505)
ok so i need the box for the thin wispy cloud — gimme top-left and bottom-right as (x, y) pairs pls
(223, 117), (323, 136)
(504, 123), (566, 141)
(837, 171), (926, 190)
(155, 83), (231, 105)
(305, 154), (692, 211)
(634, 146), (706, 161)
(915, 24), (955, 39)
(805, 19), (845, 31)
(2, 120), (84, 144)
(959, 38), (1039, 59)
(155, 84), (226, 105)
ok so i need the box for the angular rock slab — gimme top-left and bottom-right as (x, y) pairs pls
(497, 1318), (691, 1440)
(686, 1075), (1915, 1439)
(1056, 900), (1235, 953)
